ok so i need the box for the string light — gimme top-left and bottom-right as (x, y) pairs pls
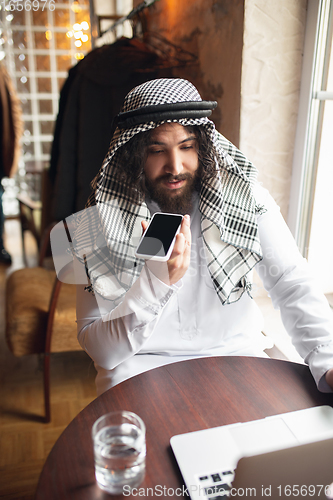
(66, 21), (90, 48)
(71, 1), (82, 13)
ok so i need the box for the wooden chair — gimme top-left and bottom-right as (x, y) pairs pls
(16, 166), (55, 264)
(17, 192), (42, 259)
(5, 253), (80, 423)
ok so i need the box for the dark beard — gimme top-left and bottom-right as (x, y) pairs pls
(144, 169), (201, 215)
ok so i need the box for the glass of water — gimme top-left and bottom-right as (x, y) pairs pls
(92, 410), (146, 494)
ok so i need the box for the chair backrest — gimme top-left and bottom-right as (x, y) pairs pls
(5, 267), (79, 356)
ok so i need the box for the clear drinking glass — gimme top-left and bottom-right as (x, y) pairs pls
(92, 410), (146, 495)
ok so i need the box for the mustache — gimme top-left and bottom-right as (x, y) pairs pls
(155, 173), (193, 183)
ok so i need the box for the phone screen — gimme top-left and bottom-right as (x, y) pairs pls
(136, 213), (183, 259)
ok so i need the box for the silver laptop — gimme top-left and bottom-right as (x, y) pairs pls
(231, 437), (333, 499)
(170, 405), (333, 500)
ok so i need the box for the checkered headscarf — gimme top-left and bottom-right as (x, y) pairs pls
(73, 78), (263, 305)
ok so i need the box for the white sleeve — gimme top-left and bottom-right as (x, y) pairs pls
(76, 264), (179, 371)
(255, 185), (333, 392)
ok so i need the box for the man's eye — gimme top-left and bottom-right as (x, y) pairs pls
(149, 149), (163, 154)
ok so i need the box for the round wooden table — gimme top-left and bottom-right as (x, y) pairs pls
(35, 356), (333, 499)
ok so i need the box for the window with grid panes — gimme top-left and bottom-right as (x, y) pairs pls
(0, 0), (91, 215)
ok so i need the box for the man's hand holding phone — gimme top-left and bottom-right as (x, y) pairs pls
(139, 214), (191, 286)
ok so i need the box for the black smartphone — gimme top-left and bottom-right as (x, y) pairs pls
(135, 212), (183, 261)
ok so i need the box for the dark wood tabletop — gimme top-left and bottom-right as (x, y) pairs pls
(35, 356), (333, 499)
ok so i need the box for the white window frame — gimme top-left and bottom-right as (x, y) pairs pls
(288, 0), (333, 257)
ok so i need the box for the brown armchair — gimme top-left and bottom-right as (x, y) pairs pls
(5, 242), (80, 423)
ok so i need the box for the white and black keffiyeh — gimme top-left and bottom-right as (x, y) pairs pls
(73, 78), (263, 305)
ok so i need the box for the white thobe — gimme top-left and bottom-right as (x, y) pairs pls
(76, 184), (333, 395)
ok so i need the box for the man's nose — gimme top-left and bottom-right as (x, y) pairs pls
(165, 150), (183, 176)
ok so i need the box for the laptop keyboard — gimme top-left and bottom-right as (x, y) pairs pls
(197, 469), (235, 498)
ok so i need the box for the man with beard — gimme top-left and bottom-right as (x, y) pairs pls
(74, 78), (333, 395)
